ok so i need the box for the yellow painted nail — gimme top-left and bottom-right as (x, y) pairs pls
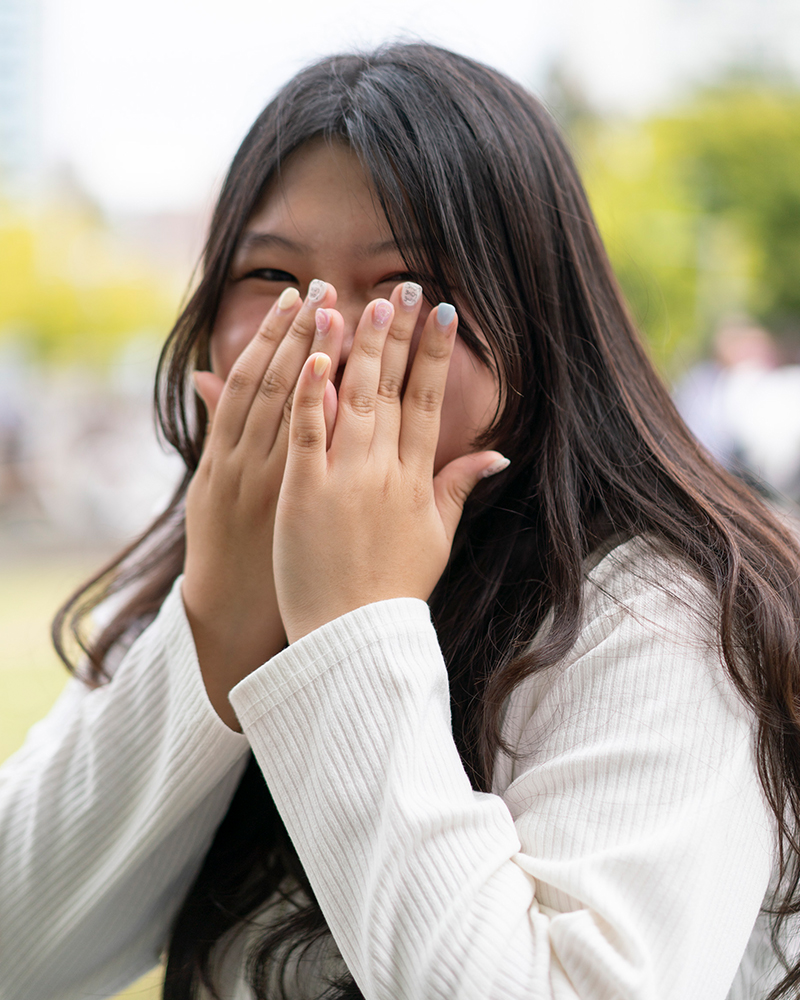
(313, 354), (329, 379)
(278, 286), (300, 310)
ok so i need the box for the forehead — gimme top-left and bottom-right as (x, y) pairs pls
(246, 138), (393, 246)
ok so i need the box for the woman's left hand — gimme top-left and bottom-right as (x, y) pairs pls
(273, 287), (508, 644)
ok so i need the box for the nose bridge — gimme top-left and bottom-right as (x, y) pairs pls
(336, 291), (370, 364)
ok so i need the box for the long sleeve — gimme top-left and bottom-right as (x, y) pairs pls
(228, 541), (776, 1000)
(0, 579), (251, 1000)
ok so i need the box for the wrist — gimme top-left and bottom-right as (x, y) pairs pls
(182, 585), (287, 730)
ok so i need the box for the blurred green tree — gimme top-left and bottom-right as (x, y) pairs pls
(0, 197), (179, 367)
(572, 81), (800, 373)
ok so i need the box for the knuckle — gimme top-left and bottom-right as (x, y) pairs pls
(387, 323), (413, 345)
(289, 315), (314, 339)
(293, 426), (324, 451)
(254, 322), (282, 348)
(258, 367), (291, 403)
(294, 389), (320, 412)
(357, 337), (384, 362)
(343, 390), (376, 417)
(409, 384), (442, 414)
(423, 339), (452, 362)
(377, 373), (404, 401)
(225, 369), (253, 398)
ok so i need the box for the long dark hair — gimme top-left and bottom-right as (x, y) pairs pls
(54, 43), (800, 1000)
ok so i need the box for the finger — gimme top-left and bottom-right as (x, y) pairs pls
(192, 370), (224, 430)
(311, 307), (343, 452)
(433, 452), (510, 542)
(211, 284), (303, 447)
(333, 298), (394, 456)
(238, 280), (337, 454)
(285, 353), (331, 479)
(398, 303), (457, 472)
(310, 307), (345, 377)
(217, 279), (335, 450)
(323, 380), (338, 450)
(372, 281), (423, 457)
(270, 306), (344, 465)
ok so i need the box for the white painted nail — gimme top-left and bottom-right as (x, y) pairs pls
(401, 282), (422, 308)
(307, 279), (326, 303)
(436, 302), (456, 327)
(482, 456), (511, 478)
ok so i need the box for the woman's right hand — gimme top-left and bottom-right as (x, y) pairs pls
(182, 280), (342, 730)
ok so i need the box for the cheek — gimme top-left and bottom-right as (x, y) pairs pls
(210, 287), (275, 378)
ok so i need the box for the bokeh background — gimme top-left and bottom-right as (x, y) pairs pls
(2, 1), (800, 996)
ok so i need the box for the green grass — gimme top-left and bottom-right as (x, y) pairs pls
(0, 555), (164, 1000)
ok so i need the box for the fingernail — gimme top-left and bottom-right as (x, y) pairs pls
(373, 299), (393, 327)
(436, 303), (456, 327)
(277, 286), (300, 311)
(315, 308), (331, 336)
(482, 456), (510, 478)
(312, 354), (329, 379)
(307, 279), (326, 304)
(401, 281), (422, 309)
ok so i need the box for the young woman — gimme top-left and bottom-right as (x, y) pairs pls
(1, 42), (799, 1000)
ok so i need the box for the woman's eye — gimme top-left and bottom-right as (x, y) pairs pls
(243, 268), (299, 283)
(378, 272), (418, 286)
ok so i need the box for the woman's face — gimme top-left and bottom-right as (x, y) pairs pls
(211, 139), (500, 473)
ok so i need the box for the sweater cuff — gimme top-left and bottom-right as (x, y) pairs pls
(228, 597), (434, 727)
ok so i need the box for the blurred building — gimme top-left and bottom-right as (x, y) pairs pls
(0, 0), (42, 190)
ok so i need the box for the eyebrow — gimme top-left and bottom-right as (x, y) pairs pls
(237, 231), (407, 260)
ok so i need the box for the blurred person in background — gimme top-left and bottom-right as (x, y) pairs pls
(0, 348), (29, 516)
(675, 319), (800, 504)
(2, 42), (800, 1000)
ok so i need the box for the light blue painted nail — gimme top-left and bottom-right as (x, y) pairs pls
(436, 302), (456, 327)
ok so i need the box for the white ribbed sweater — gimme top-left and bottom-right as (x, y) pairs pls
(0, 539), (785, 999)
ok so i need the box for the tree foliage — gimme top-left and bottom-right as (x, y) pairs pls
(0, 197), (179, 367)
(574, 81), (800, 372)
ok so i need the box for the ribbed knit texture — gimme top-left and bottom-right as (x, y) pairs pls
(0, 540), (789, 999)
(229, 540), (779, 1000)
(0, 581), (251, 1000)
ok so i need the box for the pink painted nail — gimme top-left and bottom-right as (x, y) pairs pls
(315, 308), (331, 336)
(373, 299), (393, 327)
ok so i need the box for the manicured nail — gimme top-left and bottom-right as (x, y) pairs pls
(373, 299), (393, 327)
(277, 286), (300, 311)
(482, 456), (511, 478)
(315, 308), (331, 336)
(307, 279), (326, 304)
(312, 354), (329, 379)
(436, 303), (456, 327)
(401, 282), (422, 309)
